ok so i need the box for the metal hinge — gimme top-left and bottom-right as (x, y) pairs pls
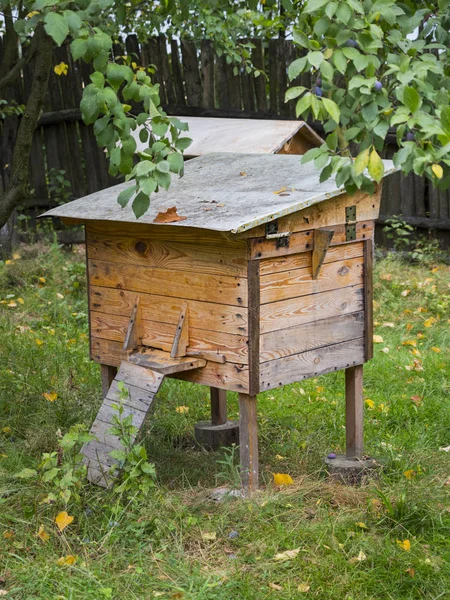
(265, 221), (290, 248)
(345, 205), (357, 241)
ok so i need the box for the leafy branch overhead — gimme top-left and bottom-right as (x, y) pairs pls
(286, 0), (450, 195)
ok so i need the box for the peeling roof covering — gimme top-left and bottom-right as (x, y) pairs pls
(133, 117), (324, 157)
(42, 153), (397, 234)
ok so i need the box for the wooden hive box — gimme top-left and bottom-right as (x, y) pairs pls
(133, 117), (324, 158)
(43, 153), (396, 489)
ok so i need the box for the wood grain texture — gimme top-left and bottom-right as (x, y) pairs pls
(88, 259), (248, 307)
(260, 257), (363, 304)
(312, 229), (334, 279)
(211, 387), (227, 425)
(248, 260), (260, 396)
(260, 312), (364, 362)
(243, 187), (382, 239)
(259, 241), (364, 276)
(86, 229), (247, 277)
(129, 348), (206, 374)
(260, 338), (365, 391)
(123, 297), (141, 351)
(345, 365), (364, 458)
(363, 239), (374, 362)
(170, 303), (189, 358)
(91, 338), (250, 393)
(90, 286), (248, 336)
(260, 285), (364, 334)
(249, 221), (374, 260)
(239, 393), (259, 490)
(90, 311), (249, 364)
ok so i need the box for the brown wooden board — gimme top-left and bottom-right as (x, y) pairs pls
(88, 260), (248, 307)
(86, 229), (247, 277)
(247, 260), (260, 396)
(363, 239), (374, 361)
(129, 347), (206, 374)
(89, 286), (248, 335)
(260, 337), (365, 391)
(260, 256), (363, 304)
(259, 241), (364, 276)
(91, 338), (250, 393)
(260, 311), (364, 362)
(248, 221), (374, 260)
(260, 285), (364, 334)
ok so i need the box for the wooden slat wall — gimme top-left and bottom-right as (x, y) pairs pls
(86, 224), (250, 393)
(1, 33), (449, 240)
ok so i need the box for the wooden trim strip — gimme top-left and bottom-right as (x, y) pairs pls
(247, 260), (260, 396)
(363, 239), (374, 361)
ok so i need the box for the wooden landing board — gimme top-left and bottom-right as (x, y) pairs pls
(81, 361), (164, 488)
(128, 347), (207, 374)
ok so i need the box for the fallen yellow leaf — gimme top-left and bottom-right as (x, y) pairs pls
(55, 511), (74, 532)
(56, 293), (64, 299)
(401, 290), (410, 297)
(397, 539), (411, 552)
(37, 524), (50, 542)
(42, 392), (57, 402)
(35, 339), (44, 346)
(12, 253), (21, 260)
(373, 335), (384, 343)
(355, 522), (368, 530)
(201, 532), (216, 541)
(175, 405), (189, 414)
(431, 347), (441, 353)
(3, 531), (14, 539)
(424, 317), (436, 328)
(57, 554), (77, 566)
(382, 322), (395, 328)
(406, 323), (413, 331)
(349, 550), (367, 563)
(365, 399), (375, 409)
(273, 186), (287, 195)
(297, 583), (310, 593)
(402, 340), (417, 347)
(7, 302), (17, 308)
(269, 582), (283, 591)
(17, 298), (24, 305)
(275, 455), (286, 460)
(272, 473), (294, 486)
(404, 469), (415, 480)
(274, 547), (300, 561)
(39, 277), (46, 283)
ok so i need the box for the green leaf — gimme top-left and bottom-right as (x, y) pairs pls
(152, 121), (169, 137)
(44, 13), (69, 47)
(308, 51), (324, 69)
(135, 161), (156, 177)
(295, 93), (312, 118)
(63, 10), (82, 36)
(90, 72), (105, 88)
(137, 113), (150, 126)
(139, 128), (149, 144)
(15, 468), (37, 479)
(326, 132), (338, 150)
(320, 60), (334, 81)
(288, 56), (308, 80)
(139, 177), (158, 196)
(322, 98), (340, 123)
(71, 38), (88, 61)
(403, 87), (421, 114)
(353, 147), (370, 176)
(441, 107), (450, 136)
(175, 137), (193, 151)
(156, 160), (170, 173)
(303, 0), (329, 13)
(80, 92), (100, 125)
(167, 152), (184, 174)
(117, 185), (136, 208)
(132, 191), (150, 219)
(333, 49), (347, 75)
(41, 467), (59, 482)
(342, 47), (360, 60)
(368, 148), (384, 183)
(170, 117), (190, 131)
(285, 86), (307, 102)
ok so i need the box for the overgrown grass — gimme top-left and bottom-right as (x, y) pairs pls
(0, 243), (449, 599)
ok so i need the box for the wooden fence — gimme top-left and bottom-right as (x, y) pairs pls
(1, 34), (449, 245)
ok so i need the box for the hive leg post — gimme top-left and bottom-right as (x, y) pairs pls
(100, 364), (117, 399)
(239, 393), (259, 491)
(211, 387), (227, 425)
(345, 365), (364, 459)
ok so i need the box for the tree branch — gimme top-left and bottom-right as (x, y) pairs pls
(0, 23), (53, 229)
(0, 38), (37, 92)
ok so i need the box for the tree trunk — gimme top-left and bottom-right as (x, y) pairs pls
(0, 23), (53, 232)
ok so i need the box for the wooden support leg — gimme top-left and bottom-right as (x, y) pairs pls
(100, 364), (117, 399)
(210, 387), (227, 425)
(238, 393), (259, 490)
(345, 365), (364, 459)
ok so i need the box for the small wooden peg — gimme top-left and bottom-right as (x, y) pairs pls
(170, 303), (189, 358)
(123, 297), (141, 352)
(312, 229), (334, 279)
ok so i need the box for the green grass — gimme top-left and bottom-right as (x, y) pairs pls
(1, 242), (450, 600)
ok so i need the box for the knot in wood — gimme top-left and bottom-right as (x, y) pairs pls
(338, 265), (350, 276)
(134, 241), (148, 255)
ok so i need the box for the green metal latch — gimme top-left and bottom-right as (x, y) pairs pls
(345, 205), (357, 241)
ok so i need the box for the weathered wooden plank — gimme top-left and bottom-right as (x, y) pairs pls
(312, 229), (334, 279)
(111, 360), (164, 393)
(170, 39), (186, 105)
(100, 364), (117, 398)
(260, 241), (364, 276)
(89, 286), (248, 336)
(260, 285), (364, 334)
(248, 260), (260, 396)
(242, 187), (382, 239)
(363, 239), (374, 362)
(260, 311), (364, 362)
(211, 387), (227, 425)
(158, 34), (176, 105)
(216, 54), (232, 109)
(96, 400), (147, 429)
(123, 297), (141, 351)
(90, 311), (249, 363)
(249, 221), (374, 260)
(106, 380), (162, 411)
(260, 338), (365, 390)
(200, 39), (215, 109)
(129, 347), (206, 374)
(239, 39), (255, 112)
(268, 38), (278, 113)
(251, 38), (266, 113)
(88, 260), (248, 307)
(86, 229), (247, 277)
(181, 39), (202, 106)
(345, 365), (364, 458)
(260, 257), (363, 304)
(239, 393), (259, 490)
(277, 39), (289, 117)
(170, 303), (189, 358)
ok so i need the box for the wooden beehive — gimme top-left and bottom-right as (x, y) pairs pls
(133, 117), (324, 158)
(43, 153), (396, 489)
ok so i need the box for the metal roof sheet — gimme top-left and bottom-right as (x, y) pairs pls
(42, 153), (397, 234)
(133, 117), (324, 157)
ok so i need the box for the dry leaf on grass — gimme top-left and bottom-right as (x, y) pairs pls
(397, 539), (411, 552)
(55, 511), (74, 532)
(349, 550), (367, 563)
(57, 555), (77, 566)
(298, 583), (310, 593)
(269, 583), (283, 591)
(153, 207), (187, 223)
(201, 532), (216, 541)
(273, 548), (300, 562)
(272, 473), (294, 486)
(37, 525), (50, 542)
(373, 335), (384, 343)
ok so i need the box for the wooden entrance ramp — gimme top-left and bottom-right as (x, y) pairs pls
(81, 349), (206, 487)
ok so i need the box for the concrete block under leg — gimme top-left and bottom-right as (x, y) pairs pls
(325, 454), (381, 485)
(194, 420), (239, 450)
